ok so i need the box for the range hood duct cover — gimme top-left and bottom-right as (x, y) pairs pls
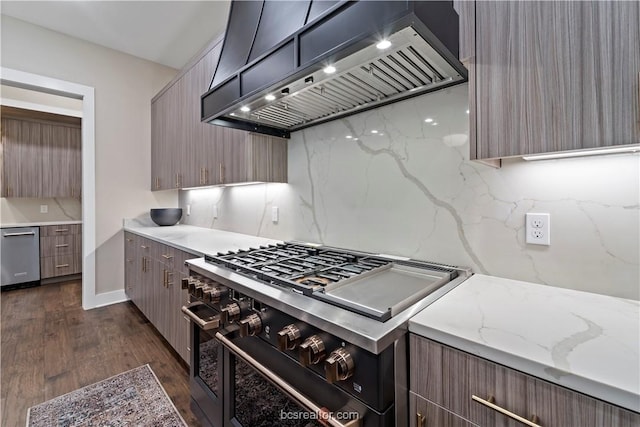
(202, 1), (467, 138)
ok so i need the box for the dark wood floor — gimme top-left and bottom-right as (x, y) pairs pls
(1, 280), (201, 427)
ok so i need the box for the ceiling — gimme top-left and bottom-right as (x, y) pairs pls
(0, 1), (231, 70)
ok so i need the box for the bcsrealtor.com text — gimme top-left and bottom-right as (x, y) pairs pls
(280, 409), (359, 421)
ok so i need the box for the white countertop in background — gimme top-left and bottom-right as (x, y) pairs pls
(1, 220), (82, 228)
(123, 219), (282, 256)
(409, 274), (640, 412)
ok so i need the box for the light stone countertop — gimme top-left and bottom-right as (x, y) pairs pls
(1, 220), (82, 228)
(123, 218), (282, 256)
(409, 273), (640, 412)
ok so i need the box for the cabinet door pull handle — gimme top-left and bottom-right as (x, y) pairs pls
(416, 412), (425, 427)
(140, 245), (148, 249)
(55, 229), (69, 233)
(163, 269), (168, 287)
(56, 244), (69, 248)
(55, 264), (70, 268)
(471, 395), (541, 427)
(161, 254), (173, 260)
(166, 271), (173, 286)
(126, 238), (133, 242)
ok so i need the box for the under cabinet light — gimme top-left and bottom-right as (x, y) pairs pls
(522, 145), (640, 161)
(265, 94), (276, 101)
(240, 106), (250, 112)
(323, 66), (336, 74)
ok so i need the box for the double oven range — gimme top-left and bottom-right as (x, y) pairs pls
(182, 242), (470, 427)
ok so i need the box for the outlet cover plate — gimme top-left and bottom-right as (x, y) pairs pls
(526, 213), (550, 245)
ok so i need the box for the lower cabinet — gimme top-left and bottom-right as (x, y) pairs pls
(124, 231), (193, 364)
(40, 224), (82, 279)
(409, 334), (640, 427)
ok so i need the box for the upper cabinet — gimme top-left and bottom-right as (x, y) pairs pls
(151, 38), (288, 191)
(456, 1), (640, 160)
(0, 107), (81, 198)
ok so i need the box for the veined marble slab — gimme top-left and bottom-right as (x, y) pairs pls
(123, 218), (282, 257)
(1, 220), (82, 228)
(409, 274), (640, 412)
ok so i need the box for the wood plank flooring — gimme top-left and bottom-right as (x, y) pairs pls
(1, 280), (201, 426)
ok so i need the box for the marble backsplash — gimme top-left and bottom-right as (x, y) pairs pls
(179, 84), (640, 300)
(1, 197), (81, 224)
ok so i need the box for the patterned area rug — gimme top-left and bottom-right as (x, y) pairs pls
(26, 365), (187, 427)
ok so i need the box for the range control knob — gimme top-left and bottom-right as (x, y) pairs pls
(277, 324), (302, 351)
(239, 313), (262, 337)
(204, 286), (227, 304)
(299, 335), (326, 366)
(325, 348), (355, 383)
(220, 302), (241, 324)
(188, 278), (206, 295)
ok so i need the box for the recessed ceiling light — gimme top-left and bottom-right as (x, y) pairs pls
(425, 118), (433, 123)
(240, 106), (250, 112)
(346, 135), (352, 139)
(323, 65), (336, 74)
(466, 110), (470, 114)
(371, 130), (378, 134)
(376, 40), (392, 50)
(432, 122), (438, 126)
(265, 94), (276, 101)
(230, 113), (236, 116)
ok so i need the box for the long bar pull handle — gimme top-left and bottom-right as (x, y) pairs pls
(416, 413), (425, 427)
(3, 232), (36, 237)
(181, 302), (220, 331)
(215, 331), (362, 427)
(471, 395), (541, 427)
(55, 264), (70, 268)
(56, 244), (69, 248)
(55, 229), (69, 233)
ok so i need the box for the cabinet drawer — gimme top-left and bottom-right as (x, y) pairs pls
(40, 224), (81, 237)
(41, 254), (76, 278)
(40, 235), (74, 256)
(410, 392), (474, 427)
(410, 335), (640, 427)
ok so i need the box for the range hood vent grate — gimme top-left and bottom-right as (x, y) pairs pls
(243, 32), (458, 129)
(202, 1), (467, 138)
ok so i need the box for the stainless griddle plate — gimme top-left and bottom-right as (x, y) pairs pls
(319, 264), (450, 318)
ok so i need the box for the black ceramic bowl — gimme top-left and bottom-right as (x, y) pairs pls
(150, 208), (183, 226)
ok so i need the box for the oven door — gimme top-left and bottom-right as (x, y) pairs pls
(217, 331), (367, 427)
(183, 302), (224, 427)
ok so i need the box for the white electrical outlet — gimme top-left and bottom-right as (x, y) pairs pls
(526, 213), (550, 245)
(213, 205), (218, 219)
(186, 204), (191, 216)
(272, 206), (279, 223)
(40, 205), (48, 214)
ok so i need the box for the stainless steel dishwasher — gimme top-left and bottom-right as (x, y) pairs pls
(1, 226), (40, 287)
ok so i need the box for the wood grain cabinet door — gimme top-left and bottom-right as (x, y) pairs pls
(472, 1), (640, 159)
(1, 118), (43, 197)
(410, 335), (640, 427)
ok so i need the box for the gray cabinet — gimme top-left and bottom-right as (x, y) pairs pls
(124, 231), (194, 364)
(1, 108), (81, 198)
(40, 224), (82, 279)
(151, 38), (288, 191)
(457, 1), (640, 160)
(409, 334), (640, 427)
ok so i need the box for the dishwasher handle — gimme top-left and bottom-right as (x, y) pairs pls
(3, 232), (36, 237)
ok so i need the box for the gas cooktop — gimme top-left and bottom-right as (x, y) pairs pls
(205, 242), (459, 322)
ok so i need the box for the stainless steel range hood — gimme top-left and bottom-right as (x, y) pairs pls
(202, 1), (467, 138)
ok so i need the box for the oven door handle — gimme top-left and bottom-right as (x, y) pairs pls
(181, 302), (220, 331)
(215, 331), (362, 427)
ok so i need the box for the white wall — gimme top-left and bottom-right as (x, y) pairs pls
(1, 15), (179, 294)
(180, 84), (640, 300)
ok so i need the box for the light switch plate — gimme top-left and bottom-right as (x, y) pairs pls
(40, 205), (48, 214)
(271, 206), (279, 223)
